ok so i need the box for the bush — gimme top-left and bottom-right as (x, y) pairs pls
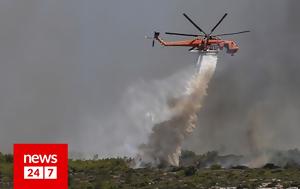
(210, 164), (222, 170)
(184, 166), (197, 176)
(262, 163), (280, 169)
(231, 165), (249, 170)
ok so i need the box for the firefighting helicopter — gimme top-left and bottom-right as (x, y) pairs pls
(147, 13), (250, 55)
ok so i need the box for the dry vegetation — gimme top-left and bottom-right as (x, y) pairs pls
(1, 151), (300, 189)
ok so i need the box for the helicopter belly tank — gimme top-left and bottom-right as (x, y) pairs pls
(189, 49), (219, 54)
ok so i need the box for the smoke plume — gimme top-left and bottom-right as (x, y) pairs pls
(135, 54), (218, 167)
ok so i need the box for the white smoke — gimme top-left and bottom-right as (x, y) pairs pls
(134, 53), (218, 167)
(93, 66), (195, 158)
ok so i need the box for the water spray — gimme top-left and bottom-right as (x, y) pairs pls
(134, 53), (218, 167)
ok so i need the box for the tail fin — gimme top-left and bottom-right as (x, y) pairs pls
(152, 31), (160, 47)
(154, 31), (160, 39)
(146, 31), (166, 47)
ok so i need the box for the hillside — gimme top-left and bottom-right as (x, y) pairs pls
(1, 151), (300, 189)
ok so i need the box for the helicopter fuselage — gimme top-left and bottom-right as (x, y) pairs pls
(155, 35), (239, 56)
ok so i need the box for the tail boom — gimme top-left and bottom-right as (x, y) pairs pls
(154, 32), (201, 47)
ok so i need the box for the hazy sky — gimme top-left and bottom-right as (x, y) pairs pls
(0, 0), (299, 155)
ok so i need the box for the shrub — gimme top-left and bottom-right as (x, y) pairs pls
(210, 164), (222, 170)
(262, 163), (280, 169)
(184, 166), (197, 176)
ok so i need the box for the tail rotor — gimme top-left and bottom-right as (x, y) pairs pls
(146, 31), (160, 47)
(152, 32), (160, 47)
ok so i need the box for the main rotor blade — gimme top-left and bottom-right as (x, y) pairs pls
(209, 13), (228, 35)
(165, 32), (203, 37)
(188, 46), (197, 51)
(183, 13), (207, 35)
(213, 30), (250, 37)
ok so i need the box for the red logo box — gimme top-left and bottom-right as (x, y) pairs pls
(14, 144), (68, 189)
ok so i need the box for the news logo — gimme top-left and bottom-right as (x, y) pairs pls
(14, 144), (68, 189)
